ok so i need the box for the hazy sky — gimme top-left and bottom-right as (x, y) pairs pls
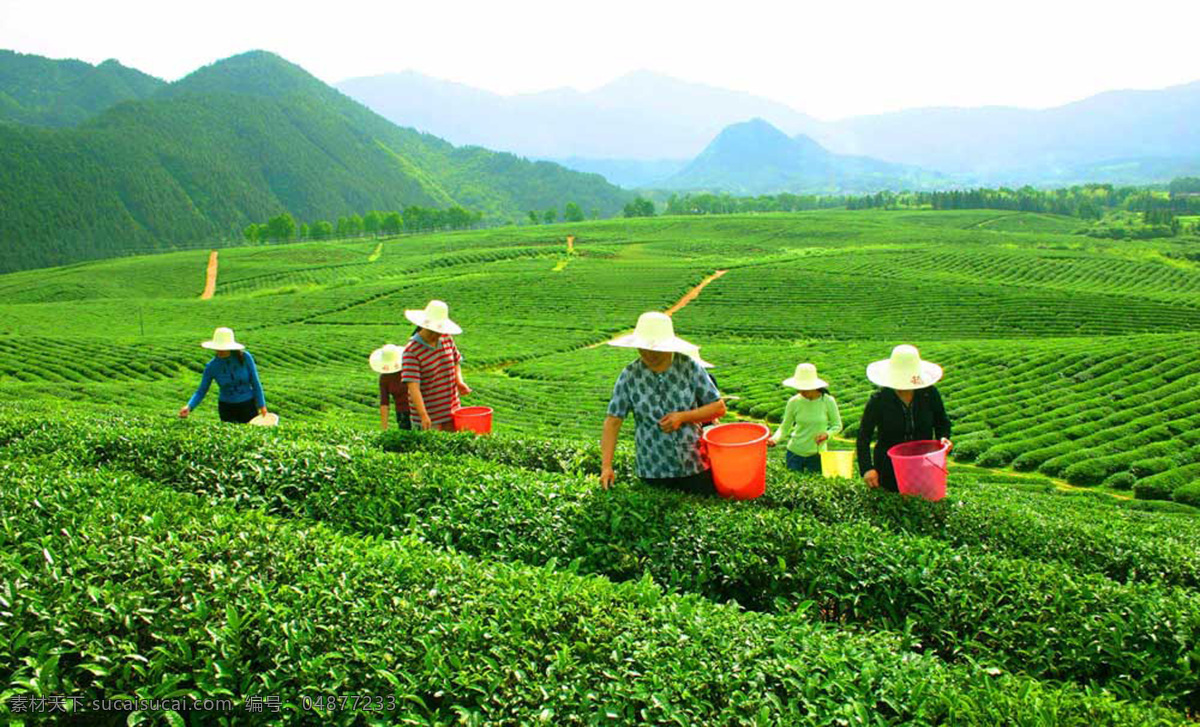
(3, 0), (1198, 120)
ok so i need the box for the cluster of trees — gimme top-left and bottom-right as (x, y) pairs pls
(623, 198), (656, 217)
(843, 184), (1200, 219)
(664, 192), (847, 215)
(243, 205), (483, 243)
(525, 202), (592, 225)
(1168, 177), (1200, 196)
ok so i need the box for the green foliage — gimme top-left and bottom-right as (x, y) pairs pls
(563, 201), (585, 222)
(4, 411), (1199, 711)
(2, 458), (1178, 725)
(1173, 480), (1200, 508)
(0, 51), (629, 273)
(0, 50), (165, 127)
(623, 197), (656, 217)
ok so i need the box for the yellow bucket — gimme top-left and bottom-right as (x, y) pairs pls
(820, 450), (854, 479)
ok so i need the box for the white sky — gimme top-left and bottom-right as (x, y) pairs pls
(2, 0), (1198, 120)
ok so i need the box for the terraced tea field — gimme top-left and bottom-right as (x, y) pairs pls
(2, 209), (1199, 723)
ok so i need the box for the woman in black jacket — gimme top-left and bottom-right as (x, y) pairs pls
(856, 345), (952, 492)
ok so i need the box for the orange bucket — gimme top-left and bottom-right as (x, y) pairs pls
(452, 406), (493, 435)
(702, 422), (770, 499)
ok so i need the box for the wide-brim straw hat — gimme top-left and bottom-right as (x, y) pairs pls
(867, 344), (943, 390)
(201, 327), (245, 351)
(783, 362), (828, 390)
(405, 299), (462, 335)
(370, 343), (403, 374)
(608, 312), (697, 355)
(248, 412), (279, 427)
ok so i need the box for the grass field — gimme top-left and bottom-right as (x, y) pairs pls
(3, 209), (1200, 723)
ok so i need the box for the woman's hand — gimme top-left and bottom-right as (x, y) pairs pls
(863, 469), (880, 488)
(178, 406), (190, 419)
(421, 414), (434, 431)
(767, 438), (777, 448)
(815, 433), (829, 444)
(259, 407), (269, 418)
(599, 465), (615, 489)
(457, 381), (472, 397)
(940, 437), (954, 452)
(658, 412), (687, 432)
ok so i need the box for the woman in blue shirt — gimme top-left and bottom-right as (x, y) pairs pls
(178, 327), (269, 424)
(600, 312), (726, 495)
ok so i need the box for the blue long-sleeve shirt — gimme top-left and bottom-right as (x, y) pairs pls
(187, 352), (266, 410)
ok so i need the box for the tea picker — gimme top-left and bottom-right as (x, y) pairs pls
(178, 327), (272, 425)
(855, 345), (953, 496)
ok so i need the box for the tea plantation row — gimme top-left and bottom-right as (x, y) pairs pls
(4, 460), (1185, 725)
(3, 410), (1197, 713)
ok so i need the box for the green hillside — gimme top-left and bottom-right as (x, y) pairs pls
(0, 51), (630, 273)
(3, 210), (1199, 722)
(0, 49), (165, 126)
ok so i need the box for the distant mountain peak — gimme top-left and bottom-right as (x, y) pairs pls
(661, 117), (933, 194)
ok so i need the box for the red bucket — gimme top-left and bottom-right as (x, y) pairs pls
(887, 440), (949, 501)
(452, 406), (493, 435)
(702, 422), (769, 500)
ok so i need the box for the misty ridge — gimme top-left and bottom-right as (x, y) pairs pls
(337, 69), (1200, 189)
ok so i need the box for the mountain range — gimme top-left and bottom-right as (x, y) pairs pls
(0, 51), (629, 273)
(657, 119), (946, 194)
(338, 70), (1200, 187)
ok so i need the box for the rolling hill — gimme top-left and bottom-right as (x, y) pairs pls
(0, 51), (630, 273)
(0, 49), (165, 127)
(659, 118), (944, 194)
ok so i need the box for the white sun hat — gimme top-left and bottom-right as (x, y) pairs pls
(201, 327), (245, 351)
(608, 312), (698, 354)
(867, 345), (943, 390)
(782, 362), (828, 390)
(369, 343), (404, 374)
(405, 300), (462, 335)
(680, 343), (714, 369)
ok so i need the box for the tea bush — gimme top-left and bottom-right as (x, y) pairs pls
(5, 412), (1199, 710)
(2, 461), (1182, 725)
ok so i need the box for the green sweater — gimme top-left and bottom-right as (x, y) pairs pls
(771, 394), (843, 456)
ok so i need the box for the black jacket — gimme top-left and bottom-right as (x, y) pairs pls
(856, 386), (952, 482)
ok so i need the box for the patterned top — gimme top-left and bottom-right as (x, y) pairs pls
(607, 354), (722, 478)
(401, 333), (463, 426)
(188, 352), (265, 410)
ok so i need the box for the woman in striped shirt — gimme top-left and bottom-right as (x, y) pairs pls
(401, 300), (471, 430)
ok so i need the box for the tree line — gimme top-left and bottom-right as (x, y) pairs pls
(648, 183), (1200, 237)
(243, 205), (484, 243)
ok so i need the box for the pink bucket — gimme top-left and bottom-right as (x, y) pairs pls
(887, 440), (950, 501)
(702, 422), (769, 500)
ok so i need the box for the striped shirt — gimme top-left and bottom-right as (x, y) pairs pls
(401, 333), (463, 426)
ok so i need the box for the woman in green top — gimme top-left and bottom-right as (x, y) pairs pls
(767, 363), (843, 474)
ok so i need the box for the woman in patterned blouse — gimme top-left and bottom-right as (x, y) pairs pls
(600, 312), (726, 495)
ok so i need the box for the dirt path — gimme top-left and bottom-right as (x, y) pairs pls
(664, 270), (727, 316)
(586, 269), (729, 349)
(201, 251), (218, 300)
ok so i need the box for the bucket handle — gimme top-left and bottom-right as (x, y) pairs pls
(922, 443), (951, 475)
(923, 454), (948, 475)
